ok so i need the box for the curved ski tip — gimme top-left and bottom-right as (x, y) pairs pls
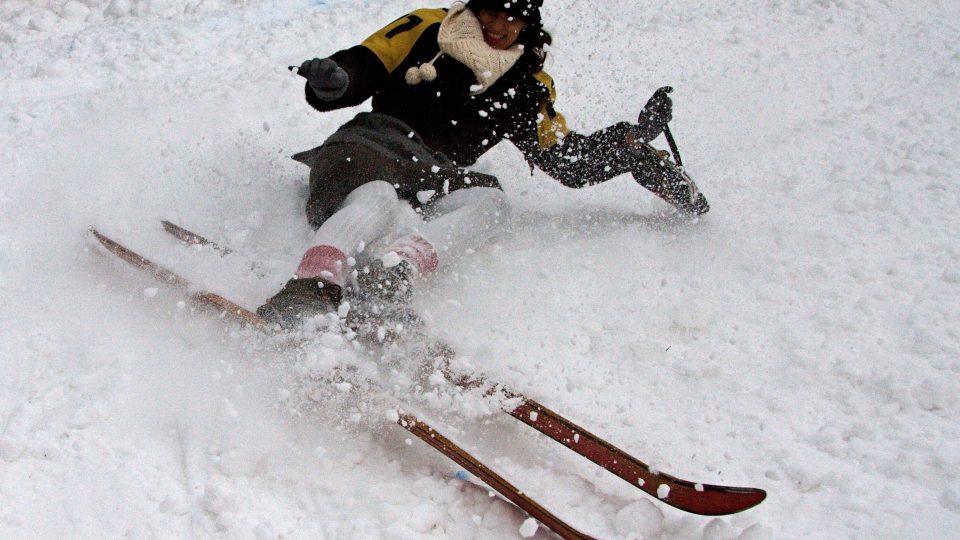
(670, 486), (767, 516)
(705, 487), (767, 515)
(733, 487), (767, 513)
(87, 227), (108, 244)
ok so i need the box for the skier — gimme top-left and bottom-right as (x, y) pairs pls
(257, 0), (708, 329)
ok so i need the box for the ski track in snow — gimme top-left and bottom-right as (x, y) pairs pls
(2, 0), (959, 538)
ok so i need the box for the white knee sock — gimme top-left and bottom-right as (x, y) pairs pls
(294, 181), (402, 285)
(384, 233), (440, 277)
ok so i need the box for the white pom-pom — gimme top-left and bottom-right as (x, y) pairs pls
(405, 66), (422, 85)
(419, 63), (437, 81)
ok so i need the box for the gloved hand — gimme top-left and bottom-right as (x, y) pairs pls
(634, 86), (674, 142)
(297, 58), (349, 100)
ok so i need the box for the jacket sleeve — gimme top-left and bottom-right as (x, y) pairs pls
(513, 72), (638, 188)
(305, 9), (447, 112)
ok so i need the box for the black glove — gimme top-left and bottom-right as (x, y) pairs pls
(297, 58), (349, 101)
(634, 86), (674, 142)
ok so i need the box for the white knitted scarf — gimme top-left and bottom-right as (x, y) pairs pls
(438, 4), (523, 94)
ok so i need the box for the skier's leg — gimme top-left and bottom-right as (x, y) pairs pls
(383, 187), (512, 279)
(296, 180), (402, 286)
(258, 181), (402, 326)
(347, 188), (509, 342)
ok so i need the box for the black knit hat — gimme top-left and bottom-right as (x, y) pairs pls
(465, 0), (543, 25)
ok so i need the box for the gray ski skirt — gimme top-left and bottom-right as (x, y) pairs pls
(293, 112), (499, 227)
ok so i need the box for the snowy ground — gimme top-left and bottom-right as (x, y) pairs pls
(2, 0), (959, 538)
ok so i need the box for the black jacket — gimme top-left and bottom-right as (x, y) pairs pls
(307, 8), (638, 188)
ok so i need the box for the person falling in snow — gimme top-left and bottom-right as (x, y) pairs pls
(257, 0), (708, 331)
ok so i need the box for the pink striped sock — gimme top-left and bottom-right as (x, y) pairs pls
(387, 234), (439, 277)
(295, 245), (348, 285)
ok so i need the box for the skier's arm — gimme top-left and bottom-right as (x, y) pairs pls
(530, 121), (639, 189)
(513, 77), (709, 213)
(302, 47), (385, 111)
(512, 72), (643, 188)
(303, 9), (446, 112)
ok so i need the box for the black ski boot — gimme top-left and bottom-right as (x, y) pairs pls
(356, 258), (413, 305)
(347, 259), (422, 344)
(632, 143), (710, 215)
(256, 277), (343, 329)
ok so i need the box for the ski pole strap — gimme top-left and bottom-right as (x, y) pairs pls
(663, 124), (683, 168)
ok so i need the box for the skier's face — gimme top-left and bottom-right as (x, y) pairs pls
(476, 9), (528, 50)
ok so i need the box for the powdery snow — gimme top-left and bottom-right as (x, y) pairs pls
(2, 0), (959, 538)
